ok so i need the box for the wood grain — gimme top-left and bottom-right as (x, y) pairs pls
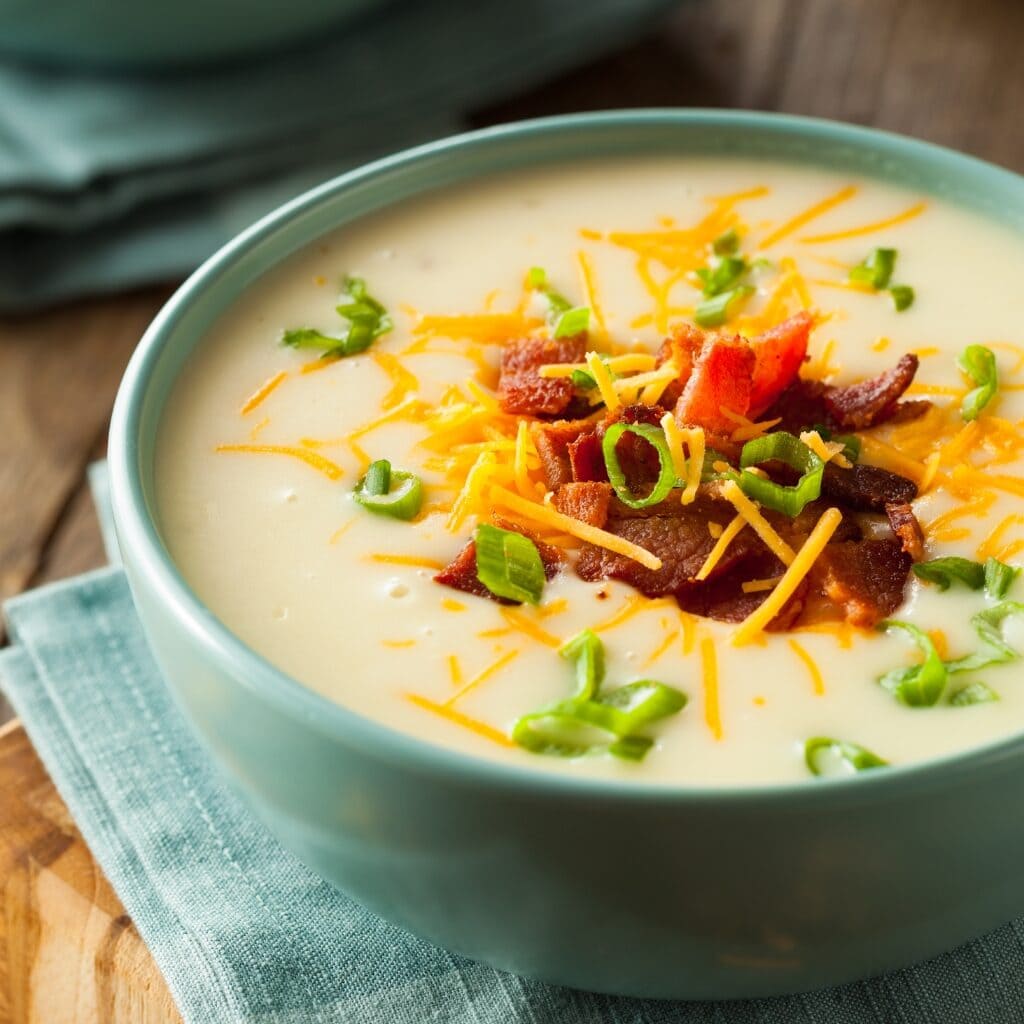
(0, 722), (180, 1024)
(1, 0), (1023, 1020)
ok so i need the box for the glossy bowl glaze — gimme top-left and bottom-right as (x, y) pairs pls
(109, 111), (1024, 1000)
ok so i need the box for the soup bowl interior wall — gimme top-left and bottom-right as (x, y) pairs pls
(109, 111), (1024, 1000)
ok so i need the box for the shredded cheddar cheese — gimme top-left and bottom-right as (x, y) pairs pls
(490, 486), (663, 570)
(586, 350), (621, 412)
(788, 638), (825, 696)
(215, 444), (344, 481)
(406, 693), (513, 747)
(759, 185), (858, 249)
(700, 635), (723, 741)
(240, 370), (288, 415)
(800, 429), (852, 469)
(733, 508), (843, 646)
(446, 649), (520, 706)
(372, 351), (419, 410)
(799, 201), (927, 245)
(369, 553), (445, 570)
(742, 577), (783, 594)
(696, 514), (747, 581)
(447, 451), (497, 531)
(499, 608), (561, 648)
(721, 480), (796, 566)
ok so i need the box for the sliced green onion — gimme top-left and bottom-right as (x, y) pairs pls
(849, 248), (897, 290)
(474, 523), (545, 605)
(595, 679), (688, 733)
(529, 266), (589, 336)
(805, 737), (888, 777)
(512, 711), (610, 758)
(602, 422), (678, 509)
(283, 276), (391, 357)
(694, 284), (754, 328)
(554, 306), (591, 338)
(362, 458), (391, 497)
(833, 433), (861, 461)
(712, 227), (741, 256)
(559, 629), (605, 700)
(912, 557), (985, 592)
(696, 256), (748, 297)
(985, 557), (1020, 599)
(877, 620), (947, 707)
(946, 601), (1024, 673)
(353, 463), (422, 520)
(571, 369), (597, 391)
(512, 631), (686, 762)
(949, 682), (999, 707)
(607, 735), (656, 761)
(889, 285), (915, 312)
(958, 344), (998, 421)
(737, 431), (824, 516)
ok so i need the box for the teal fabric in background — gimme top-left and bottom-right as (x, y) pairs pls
(2, 465), (1024, 1022)
(0, 0), (676, 313)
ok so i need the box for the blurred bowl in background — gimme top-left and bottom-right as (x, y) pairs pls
(0, 0), (388, 69)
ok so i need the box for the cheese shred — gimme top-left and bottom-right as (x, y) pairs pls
(733, 508), (843, 646)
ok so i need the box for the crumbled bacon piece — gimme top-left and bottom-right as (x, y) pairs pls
(655, 324), (704, 408)
(531, 419), (593, 489)
(679, 566), (807, 631)
(553, 482), (612, 529)
(435, 530), (562, 604)
(762, 378), (830, 434)
(811, 539), (911, 627)
(748, 313), (813, 417)
(886, 501), (926, 561)
(821, 462), (918, 513)
(498, 336), (587, 417)
(823, 353), (919, 430)
(575, 497), (758, 598)
(674, 334), (755, 435)
(567, 431), (606, 482)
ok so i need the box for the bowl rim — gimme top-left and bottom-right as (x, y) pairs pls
(109, 107), (1024, 806)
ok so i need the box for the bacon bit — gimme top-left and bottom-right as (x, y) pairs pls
(748, 313), (814, 416)
(405, 693), (514, 747)
(759, 185), (858, 248)
(674, 334), (755, 435)
(215, 444), (344, 481)
(799, 201), (927, 245)
(700, 635), (723, 741)
(240, 370), (288, 415)
(788, 639), (825, 696)
(886, 501), (926, 561)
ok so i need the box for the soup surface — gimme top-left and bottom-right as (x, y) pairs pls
(156, 157), (1024, 785)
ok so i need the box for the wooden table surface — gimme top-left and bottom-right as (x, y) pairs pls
(1, 0), (1022, 1020)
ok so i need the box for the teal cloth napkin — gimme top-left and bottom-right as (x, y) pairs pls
(0, 0), (675, 313)
(3, 472), (1024, 1023)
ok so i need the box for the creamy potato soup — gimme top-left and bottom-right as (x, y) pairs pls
(156, 157), (1024, 785)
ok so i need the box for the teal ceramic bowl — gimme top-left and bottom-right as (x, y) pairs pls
(109, 111), (1024, 1000)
